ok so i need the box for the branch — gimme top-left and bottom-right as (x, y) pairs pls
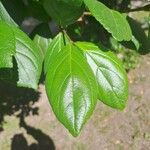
(121, 4), (150, 13)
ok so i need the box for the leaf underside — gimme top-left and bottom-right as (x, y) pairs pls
(33, 34), (52, 60)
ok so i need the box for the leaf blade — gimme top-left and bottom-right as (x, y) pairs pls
(84, 0), (132, 41)
(0, 22), (42, 89)
(44, 32), (70, 74)
(0, 21), (15, 68)
(43, 0), (84, 27)
(33, 34), (52, 60)
(45, 44), (97, 136)
(13, 27), (42, 89)
(76, 42), (128, 110)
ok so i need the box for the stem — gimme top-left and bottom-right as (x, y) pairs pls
(59, 25), (67, 45)
(62, 30), (67, 46)
(59, 26), (74, 45)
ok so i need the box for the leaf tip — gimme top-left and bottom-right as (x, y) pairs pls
(117, 103), (127, 111)
(69, 128), (81, 137)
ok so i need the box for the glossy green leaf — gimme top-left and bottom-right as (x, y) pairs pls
(45, 44), (97, 136)
(0, 22), (15, 68)
(44, 32), (70, 74)
(0, 1), (17, 26)
(0, 21), (42, 89)
(43, 0), (84, 27)
(33, 34), (52, 59)
(76, 42), (128, 110)
(84, 0), (132, 41)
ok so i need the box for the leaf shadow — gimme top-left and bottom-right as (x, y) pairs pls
(0, 64), (55, 150)
(11, 115), (55, 150)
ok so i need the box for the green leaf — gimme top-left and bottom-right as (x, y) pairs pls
(33, 34), (52, 59)
(0, 21), (42, 89)
(0, 1), (17, 26)
(27, 0), (50, 22)
(76, 42), (128, 110)
(44, 32), (70, 74)
(84, 0), (132, 41)
(45, 44), (97, 136)
(0, 22), (16, 68)
(43, 0), (84, 27)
